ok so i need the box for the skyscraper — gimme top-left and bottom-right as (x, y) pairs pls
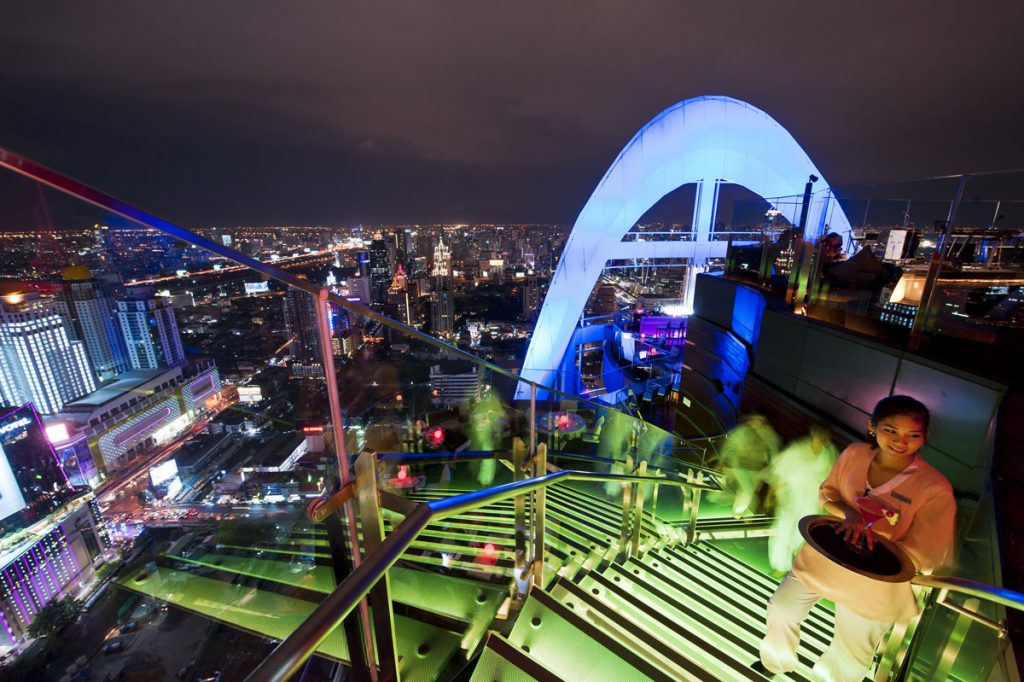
(522, 274), (541, 319)
(387, 265), (412, 326)
(430, 284), (455, 336)
(55, 266), (129, 383)
(282, 280), (325, 377)
(432, 237), (452, 278)
(0, 288), (97, 414)
(117, 293), (186, 370)
(369, 233), (391, 307)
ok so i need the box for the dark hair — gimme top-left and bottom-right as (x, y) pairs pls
(868, 395), (930, 444)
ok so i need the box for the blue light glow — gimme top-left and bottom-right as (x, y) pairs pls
(519, 96), (850, 396)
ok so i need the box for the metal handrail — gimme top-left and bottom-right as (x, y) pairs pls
(244, 468), (720, 681)
(0, 145), (719, 455)
(912, 574), (1024, 614)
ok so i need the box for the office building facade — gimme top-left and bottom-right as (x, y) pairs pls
(117, 295), (185, 370)
(0, 291), (96, 415)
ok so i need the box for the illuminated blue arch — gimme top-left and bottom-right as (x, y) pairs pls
(518, 95), (850, 397)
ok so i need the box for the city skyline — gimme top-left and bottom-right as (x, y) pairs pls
(2, 2), (1023, 226)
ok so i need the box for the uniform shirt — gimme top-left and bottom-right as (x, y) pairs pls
(791, 442), (956, 623)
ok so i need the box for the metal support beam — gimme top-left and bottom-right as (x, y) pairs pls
(618, 455), (634, 560)
(533, 443), (547, 587)
(686, 487), (702, 546)
(630, 460), (648, 556)
(314, 288), (377, 680)
(910, 175), (968, 349)
(513, 437), (530, 596)
(355, 452), (400, 681)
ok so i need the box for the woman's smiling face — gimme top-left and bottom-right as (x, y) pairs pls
(871, 413), (928, 461)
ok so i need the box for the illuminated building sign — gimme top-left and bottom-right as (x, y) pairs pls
(244, 281), (270, 294)
(0, 417), (30, 436)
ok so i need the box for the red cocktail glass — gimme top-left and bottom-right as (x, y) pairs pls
(848, 496), (885, 555)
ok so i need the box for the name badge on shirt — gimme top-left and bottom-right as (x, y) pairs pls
(891, 491), (912, 504)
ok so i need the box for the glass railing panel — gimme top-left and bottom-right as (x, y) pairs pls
(722, 172), (1024, 381)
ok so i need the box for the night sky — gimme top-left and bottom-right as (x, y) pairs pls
(2, 2), (1022, 227)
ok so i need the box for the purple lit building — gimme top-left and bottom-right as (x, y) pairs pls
(0, 404), (106, 648)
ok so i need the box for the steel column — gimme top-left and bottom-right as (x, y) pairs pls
(355, 451), (400, 681)
(314, 287), (377, 680)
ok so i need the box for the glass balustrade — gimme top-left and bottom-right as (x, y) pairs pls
(0, 151), (1019, 682)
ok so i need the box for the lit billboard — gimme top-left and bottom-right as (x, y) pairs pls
(150, 459), (179, 487)
(0, 404), (80, 537)
(245, 281), (270, 295)
(0, 444), (27, 523)
(238, 386), (263, 403)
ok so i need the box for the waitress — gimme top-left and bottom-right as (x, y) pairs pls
(758, 395), (956, 682)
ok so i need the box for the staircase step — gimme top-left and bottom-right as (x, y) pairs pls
(119, 565), (461, 681)
(469, 633), (565, 682)
(635, 551), (832, 649)
(546, 577), (725, 681)
(507, 586), (675, 681)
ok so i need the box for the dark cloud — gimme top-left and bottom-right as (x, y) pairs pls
(1, 1), (1022, 225)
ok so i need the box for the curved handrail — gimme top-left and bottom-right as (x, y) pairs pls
(244, 468), (720, 681)
(912, 574), (1024, 613)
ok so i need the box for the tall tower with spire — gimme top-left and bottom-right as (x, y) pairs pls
(432, 237), (452, 278)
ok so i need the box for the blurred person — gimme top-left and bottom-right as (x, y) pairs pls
(466, 390), (504, 487)
(758, 396), (955, 682)
(764, 424), (838, 573)
(720, 414), (781, 517)
(598, 410), (633, 498)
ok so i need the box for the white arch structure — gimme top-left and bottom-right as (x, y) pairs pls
(518, 95), (850, 396)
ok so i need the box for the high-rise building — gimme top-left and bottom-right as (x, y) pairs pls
(282, 281), (322, 373)
(369, 233), (391, 307)
(591, 284), (619, 317)
(55, 266), (129, 383)
(0, 289), (97, 414)
(116, 292), (186, 370)
(347, 274), (372, 306)
(387, 265), (412, 326)
(432, 237), (453, 278)
(430, 283), (455, 335)
(522, 274), (541, 319)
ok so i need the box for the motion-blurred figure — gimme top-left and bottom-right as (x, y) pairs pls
(764, 425), (838, 573)
(719, 414), (780, 517)
(466, 390), (505, 487)
(598, 410), (634, 498)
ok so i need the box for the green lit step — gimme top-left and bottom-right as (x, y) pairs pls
(318, 521), (517, 577)
(601, 559), (821, 679)
(469, 633), (565, 682)
(671, 543), (835, 633)
(119, 566), (460, 681)
(401, 493), (628, 559)
(411, 485), (664, 546)
(165, 550), (505, 636)
(507, 586), (675, 681)
(547, 485), (664, 537)
(574, 568), (785, 680)
(635, 550), (833, 651)
(546, 577), (728, 681)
